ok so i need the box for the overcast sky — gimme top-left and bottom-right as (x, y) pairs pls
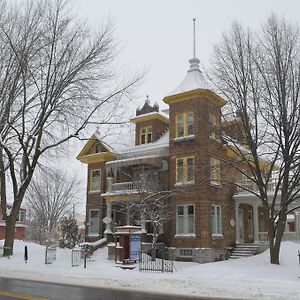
(73, 0), (299, 108)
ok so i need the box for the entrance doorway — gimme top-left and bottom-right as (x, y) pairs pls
(238, 208), (244, 243)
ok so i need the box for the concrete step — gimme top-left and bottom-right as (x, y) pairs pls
(229, 244), (259, 259)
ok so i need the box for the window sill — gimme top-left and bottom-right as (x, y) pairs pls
(175, 234), (196, 238)
(175, 181), (195, 187)
(88, 190), (102, 194)
(173, 135), (195, 142)
(88, 234), (100, 237)
(210, 182), (221, 188)
(212, 234), (223, 239)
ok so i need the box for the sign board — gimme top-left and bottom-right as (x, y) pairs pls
(130, 234), (141, 261)
(103, 216), (112, 224)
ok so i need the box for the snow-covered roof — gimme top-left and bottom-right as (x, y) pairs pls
(166, 57), (211, 97)
(130, 111), (169, 123)
(117, 129), (169, 158)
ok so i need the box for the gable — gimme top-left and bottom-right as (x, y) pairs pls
(76, 134), (117, 164)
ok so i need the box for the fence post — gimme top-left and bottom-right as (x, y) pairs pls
(84, 249), (87, 269)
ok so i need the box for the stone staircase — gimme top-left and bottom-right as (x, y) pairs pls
(230, 244), (259, 259)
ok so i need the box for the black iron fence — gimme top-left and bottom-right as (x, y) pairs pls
(139, 248), (174, 273)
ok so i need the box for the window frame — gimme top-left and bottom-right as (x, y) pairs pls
(210, 158), (221, 186)
(176, 204), (195, 235)
(176, 156), (194, 184)
(140, 126), (153, 144)
(88, 209), (100, 236)
(211, 204), (222, 235)
(209, 113), (220, 140)
(90, 169), (102, 192)
(176, 112), (194, 138)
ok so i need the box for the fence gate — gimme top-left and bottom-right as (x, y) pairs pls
(139, 248), (174, 273)
(45, 246), (57, 264)
(71, 248), (82, 267)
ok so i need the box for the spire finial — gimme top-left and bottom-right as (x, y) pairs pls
(193, 18), (196, 58)
(145, 94), (150, 104)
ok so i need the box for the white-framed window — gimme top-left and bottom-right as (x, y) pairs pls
(211, 205), (222, 235)
(16, 210), (26, 222)
(176, 204), (195, 234)
(248, 210), (254, 238)
(90, 169), (101, 192)
(210, 158), (221, 185)
(89, 209), (100, 235)
(179, 248), (194, 257)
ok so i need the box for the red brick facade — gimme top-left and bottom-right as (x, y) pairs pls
(0, 206), (27, 240)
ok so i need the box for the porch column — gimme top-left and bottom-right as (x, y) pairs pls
(296, 212), (300, 240)
(235, 201), (240, 243)
(126, 206), (131, 225)
(141, 212), (147, 233)
(104, 201), (112, 234)
(253, 202), (259, 243)
(107, 177), (113, 192)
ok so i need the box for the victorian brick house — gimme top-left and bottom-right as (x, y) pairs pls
(77, 55), (298, 262)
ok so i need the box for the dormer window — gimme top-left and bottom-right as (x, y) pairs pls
(95, 144), (100, 153)
(140, 126), (152, 144)
(176, 112), (194, 137)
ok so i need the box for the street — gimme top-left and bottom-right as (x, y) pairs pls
(0, 277), (236, 300)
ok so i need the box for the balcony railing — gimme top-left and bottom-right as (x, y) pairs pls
(235, 179), (279, 194)
(111, 181), (136, 192)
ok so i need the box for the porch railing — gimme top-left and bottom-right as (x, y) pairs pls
(235, 179), (279, 194)
(258, 231), (298, 243)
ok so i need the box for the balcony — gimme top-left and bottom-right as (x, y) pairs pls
(235, 179), (279, 194)
(111, 181), (137, 193)
(101, 179), (141, 199)
(233, 179), (281, 203)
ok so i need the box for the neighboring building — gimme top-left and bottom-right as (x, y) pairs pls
(77, 54), (299, 262)
(0, 205), (27, 240)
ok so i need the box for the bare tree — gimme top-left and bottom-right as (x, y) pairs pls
(26, 169), (80, 245)
(113, 169), (175, 257)
(212, 16), (300, 264)
(0, 0), (142, 255)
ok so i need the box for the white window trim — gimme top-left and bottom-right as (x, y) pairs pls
(173, 134), (195, 142)
(88, 209), (100, 236)
(89, 169), (102, 192)
(178, 248), (194, 257)
(176, 204), (195, 235)
(211, 204), (222, 235)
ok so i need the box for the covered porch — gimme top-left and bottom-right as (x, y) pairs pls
(234, 198), (300, 245)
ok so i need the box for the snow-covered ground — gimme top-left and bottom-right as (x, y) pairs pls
(0, 240), (300, 299)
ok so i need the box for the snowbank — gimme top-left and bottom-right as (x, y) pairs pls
(0, 240), (300, 299)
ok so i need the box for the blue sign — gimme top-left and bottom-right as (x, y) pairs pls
(130, 234), (141, 261)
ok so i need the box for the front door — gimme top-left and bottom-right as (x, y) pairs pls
(238, 208), (244, 243)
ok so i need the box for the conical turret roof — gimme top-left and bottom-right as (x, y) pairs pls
(166, 57), (210, 97)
